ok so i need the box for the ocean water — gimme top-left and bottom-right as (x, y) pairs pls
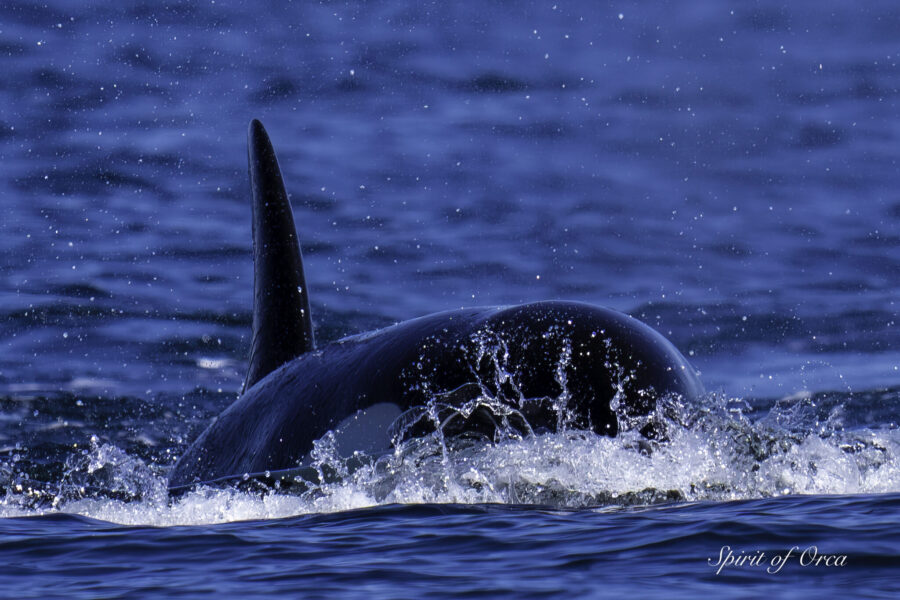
(1, 0), (898, 597)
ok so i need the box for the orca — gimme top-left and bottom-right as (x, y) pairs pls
(167, 120), (704, 491)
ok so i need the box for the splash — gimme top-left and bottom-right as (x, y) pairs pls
(1, 388), (898, 526)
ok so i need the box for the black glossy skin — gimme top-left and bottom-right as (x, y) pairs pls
(244, 120), (314, 391)
(167, 120), (704, 490)
(168, 301), (703, 488)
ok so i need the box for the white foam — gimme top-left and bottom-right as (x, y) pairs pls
(2, 394), (898, 526)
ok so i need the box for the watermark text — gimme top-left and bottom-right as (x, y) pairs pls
(708, 545), (847, 575)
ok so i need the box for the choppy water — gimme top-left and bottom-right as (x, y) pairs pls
(1, 0), (898, 597)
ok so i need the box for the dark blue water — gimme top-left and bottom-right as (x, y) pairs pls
(1, 497), (898, 598)
(1, 0), (898, 597)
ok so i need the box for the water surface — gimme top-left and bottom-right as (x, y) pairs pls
(1, 1), (898, 597)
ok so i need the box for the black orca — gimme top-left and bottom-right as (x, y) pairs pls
(167, 120), (704, 490)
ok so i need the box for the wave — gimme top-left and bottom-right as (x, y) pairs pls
(2, 388), (897, 526)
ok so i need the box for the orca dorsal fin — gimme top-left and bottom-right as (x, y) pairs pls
(244, 119), (315, 391)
